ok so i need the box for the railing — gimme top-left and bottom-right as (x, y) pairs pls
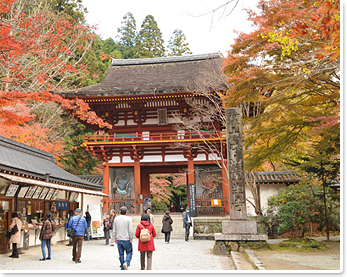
(84, 131), (226, 145)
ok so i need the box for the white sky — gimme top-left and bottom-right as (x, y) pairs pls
(82, 0), (260, 57)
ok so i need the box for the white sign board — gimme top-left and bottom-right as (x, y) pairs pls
(88, 204), (104, 238)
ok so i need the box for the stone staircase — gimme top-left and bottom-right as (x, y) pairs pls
(129, 213), (190, 240)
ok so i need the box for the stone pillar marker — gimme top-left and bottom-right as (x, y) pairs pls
(222, 108), (257, 234)
(213, 108), (267, 255)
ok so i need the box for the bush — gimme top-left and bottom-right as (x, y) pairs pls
(265, 184), (340, 237)
(151, 200), (168, 213)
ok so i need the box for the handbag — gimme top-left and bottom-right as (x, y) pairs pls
(5, 230), (11, 239)
(161, 228), (164, 233)
(67, 216), (82, 238)
(11, 223), (18, 235)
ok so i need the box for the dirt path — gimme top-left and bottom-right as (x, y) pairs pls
(254, 241), (340, 270)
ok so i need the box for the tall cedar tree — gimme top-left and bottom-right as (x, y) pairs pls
(167, 29), (192, 56)
(48, 0), (87, 24)
(136, 15), (165, 58)
(222, 0), (340, 172)
(116, 12), (138, 59)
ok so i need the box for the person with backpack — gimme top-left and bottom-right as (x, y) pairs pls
(135, 213), (156, 270)
(68, 208), (87, 263)
(39, 212), (56, 261)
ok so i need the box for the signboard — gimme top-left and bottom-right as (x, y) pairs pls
(51, 189), (59, 200)
(56, 201), (69, 210)
(45, 188), (55, 200)
(39, 188), (49, 199)
(88, 204), (104, 238)
(25, 186), (37, 198)
(5, 184), (19, 197)
(188, 183), (197, 217)
(18, 187), (29, 198)
(32, 186), (42, 199)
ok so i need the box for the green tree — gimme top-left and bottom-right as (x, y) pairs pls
(61, 122), (102, 175)
(49, 0), (87, 23)
(167, 29), (192, 56)
(115, 12), (137, 59)
(136, 14), (165, 58)
(267, 183), (340, 237)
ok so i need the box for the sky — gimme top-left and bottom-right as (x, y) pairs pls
(82, 0), (260, 57)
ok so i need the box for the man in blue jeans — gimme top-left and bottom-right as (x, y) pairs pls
(68, 208), (87, 263)
(113, 206), (133, 270)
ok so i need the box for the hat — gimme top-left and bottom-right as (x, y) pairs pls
(120, 206), (127, 215)
(75, 208), (82, 213)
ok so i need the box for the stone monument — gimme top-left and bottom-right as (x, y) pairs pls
(214, 108), (267, 254)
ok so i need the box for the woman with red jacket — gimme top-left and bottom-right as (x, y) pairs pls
(135, 213), (156, 270)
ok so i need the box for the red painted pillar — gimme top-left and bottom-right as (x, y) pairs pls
(222, 160), (230, 215)
(134, 159), (141, 214)
(103, 162), (109, 214)
(187, 157), (194, 205)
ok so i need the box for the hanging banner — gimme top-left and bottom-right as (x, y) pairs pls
(188, 183), (197, 217)
(88, 204), (104, 238)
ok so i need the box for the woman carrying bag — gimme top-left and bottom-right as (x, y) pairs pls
(39, 212), (56, 261)
(9, 212), (22, 258)
(135, 213), (156, 270)
(162, 211), (173, 244)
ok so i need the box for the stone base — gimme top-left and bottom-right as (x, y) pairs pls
(222, 220), (258, 235)
(215, 233), (268, 241)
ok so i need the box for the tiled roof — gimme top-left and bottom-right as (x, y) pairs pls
(0, 136), (103, 190)
(247, 171), (301, 184)
(63, 53), (226, 97)
(77, 175), (103, 186)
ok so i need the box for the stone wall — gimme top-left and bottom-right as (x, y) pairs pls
(193, 217), (267, 240)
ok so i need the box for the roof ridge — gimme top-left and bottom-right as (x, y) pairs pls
(0, 136), (56, 164)
(111, 52), (222, 66)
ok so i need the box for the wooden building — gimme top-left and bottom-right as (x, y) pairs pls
(0, 136), (105, 254)
(64, 53), (301, 216)
(64, 53), (230, 215)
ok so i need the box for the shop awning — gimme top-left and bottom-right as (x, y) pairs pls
(0, 173), (107, 197)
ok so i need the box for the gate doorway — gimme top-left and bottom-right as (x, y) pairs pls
(141, 166), (187, 214)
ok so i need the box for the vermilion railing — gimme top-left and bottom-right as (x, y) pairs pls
(84, 131), (226, 144)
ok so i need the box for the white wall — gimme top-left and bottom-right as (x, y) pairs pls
(83, 194), (102, 214)
(245, 184), (286, 216)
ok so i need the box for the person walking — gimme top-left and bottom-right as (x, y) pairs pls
(162, 211), (173, 244)
(109, 210), (116, 246)
(39, 212), (56, 261)
(84, 211), (91, 241)
(113, 206), (133, 270)
(68, 208), (87, 263)
(8, 212), (22, 258)
(182, 206), (192, 242)
(66, 210), (74, 246)
(146, 208), (154, 224)
(135, 213), (156, 270)
(103, 213), (111, 245)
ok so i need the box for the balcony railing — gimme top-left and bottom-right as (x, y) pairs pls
(84, 131), (226, 145)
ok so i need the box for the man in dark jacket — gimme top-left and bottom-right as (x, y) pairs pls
(182, 206), (192, 242)
(84, 212), (91, 241)
(66, 210), (74, 246)
(68, 208), (87, 263)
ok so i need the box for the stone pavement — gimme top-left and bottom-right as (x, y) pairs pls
(0, 238), (232, 272)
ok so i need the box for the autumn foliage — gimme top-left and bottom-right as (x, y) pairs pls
(0, 0), (111, 157)
(222, 0), (340, 171)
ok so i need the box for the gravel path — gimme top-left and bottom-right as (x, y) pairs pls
(0, 238), (232, 272)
